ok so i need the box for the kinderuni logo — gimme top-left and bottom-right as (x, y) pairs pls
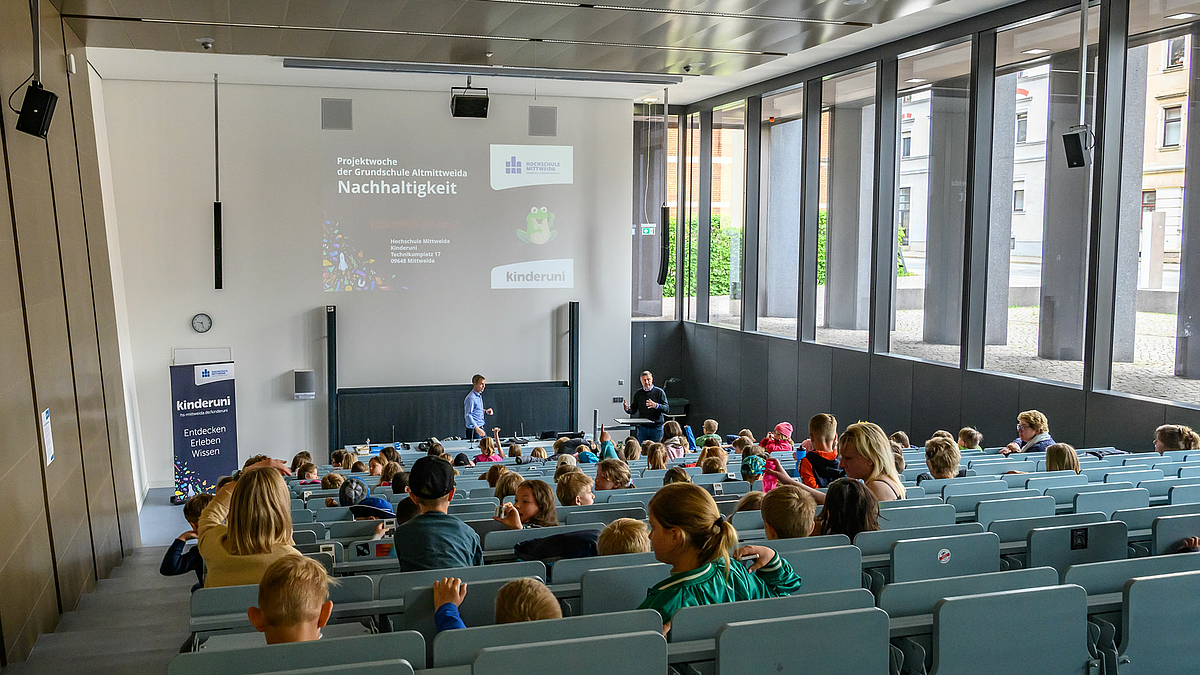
(505, 156), (522, 174)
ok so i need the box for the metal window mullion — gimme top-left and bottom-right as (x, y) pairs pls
(698, 110), (713, 324)
(675, 114), (686, 322)
(742, 97), (763, 332)
(799, 80), (823, 342)
(1082, 0), (1130, 393)
(962, 31), (998, 371)
(869, 58), (900, 355)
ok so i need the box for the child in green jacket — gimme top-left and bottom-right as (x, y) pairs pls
(638, 482), (801, 632)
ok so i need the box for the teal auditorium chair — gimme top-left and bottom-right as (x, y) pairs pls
(471, 632), (667, 675)
(565, 505), (645, 525)
(1117, 570), (1200, 675)
(168, 632), (427, 675)
(715, 608), (891, 674)
(549, 551), (657, 583)
(877, 505), (956, 530)
(1027, 521), (1128, 580)
(1072, 488), (1149, 518)
(377, 560), (545, 608)
(580, 562), (670, 614)
(432, 609), (662, 667)
(1152, 513), (1200, 554)
(669, 589), (873, 643)
(398, 577), (532, 660)
(947, 489), (1040, 515)
(929, 586), (1098, 675)
(779, 546), (862, 593)
(890, 532), (1000, 583)
(975, 496), (1055, 529)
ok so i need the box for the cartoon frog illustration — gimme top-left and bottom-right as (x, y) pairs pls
(517, 206), (556, 245)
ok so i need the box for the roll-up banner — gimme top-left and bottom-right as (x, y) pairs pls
(171, 362), (238, 502)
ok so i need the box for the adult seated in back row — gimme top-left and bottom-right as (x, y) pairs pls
(1000, 409), (1054, 456)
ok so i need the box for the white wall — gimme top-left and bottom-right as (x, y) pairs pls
(100, 79), (632, 487)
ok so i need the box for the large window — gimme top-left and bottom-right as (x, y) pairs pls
(709, 102), (747, 329)
(888, 40), (972, 364)
(631, 104), (673, 320)
(1108, 24), (1196, 403)
(814, 66), (877, 349)
(984, 7), (1099, 385)
(757, 85), (805, 338)
(682, 113), (701, 321)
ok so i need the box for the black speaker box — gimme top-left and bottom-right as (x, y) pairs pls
(16, 84), (56, 139)
(451, 93), (489, 118)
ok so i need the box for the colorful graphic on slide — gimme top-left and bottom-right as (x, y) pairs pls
(322, 220), (393, 291)
(518, 207), (557, 245)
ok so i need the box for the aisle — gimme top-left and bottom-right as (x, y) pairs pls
(6, 546), (194, 675)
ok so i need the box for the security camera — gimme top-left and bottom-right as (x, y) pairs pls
(197, 37), (215, 51)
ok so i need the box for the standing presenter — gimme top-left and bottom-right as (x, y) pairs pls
(465, 374), (493, 439)
(623, 370), (669, 443)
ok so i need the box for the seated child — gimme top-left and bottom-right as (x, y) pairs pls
(916, 438), (965, 482)
(557, 472), (595, 506)
(760, 486), (816, 540)
(597, 518), (651, 555)
(740, 453), (766, 485)
(892, 448), (906, 473)
(326, 475), (368, 508)
(380, 461), (402, 487)
(812, 477), (880, 540)
(662, 466), (692, 485)
(595, 459), (633, 490)
(295, 462), (319, 484)
(738, 429), (757, 444)
(368, 456), (385, 477)
(1045, 443), (1081, 474)
(576, 442), (600, 464)
(494, 472), (522, 500)
(432, 577), (561, 632)
(160, 493), (213, 591)
(639, 483), (800, 631)
(622, 438), (642, 461)
(391, 470), (409, 494)
(350, 461), (367, 473)
(646, 446), (668, 470)
(475, 436), (504, 464)
(483, 464), (510, 487)
(735, 491), (764, 512)
(349, 496), (396, 540)
(700, 456), (726, 475)
(800, 414), (844, 489)
(290, 451), (313, 474)
(393, 457), (483, 571)
(889, 431), (911, 449)
(329, 449), (346, 468)
(932, 430), (955, 441)
(495, 480), (559, 530)
(320, 471), (345, 491)
(760, 422), (794, 454)
(598, 424), (620, 460)
(695, 419), (721, 447)
(248, 555), (336, 644)
(958, 427), (983, 453)
(340, 454), (356, 470)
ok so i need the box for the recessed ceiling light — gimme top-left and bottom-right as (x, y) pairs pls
(641, 96), (659, 102)
(1022, 48), (1050, 55)
(905, 78), (927, 84)
(1166, 12), (1198, 20)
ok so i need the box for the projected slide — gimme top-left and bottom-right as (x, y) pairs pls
(322, 139), (576, 292)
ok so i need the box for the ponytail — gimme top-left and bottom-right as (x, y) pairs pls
(1157, 424), (1200, 452)
(648, 483), (740, 579)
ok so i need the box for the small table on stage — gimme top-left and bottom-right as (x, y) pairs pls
(613, 418), (659, 431)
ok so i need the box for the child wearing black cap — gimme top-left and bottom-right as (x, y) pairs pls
(392, 457), (483, 572)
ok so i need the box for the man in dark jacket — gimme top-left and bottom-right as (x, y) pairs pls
(623, 370), (669, 443)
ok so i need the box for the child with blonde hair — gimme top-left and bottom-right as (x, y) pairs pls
(494, 472), (522, 500)
(917, 437), (963, 482)
(380, 461), (402, 487)
(197, 460), (300, 587)
(646, 445), (668, 470)
(639, 483), (800, 631)
(695, 419), (721, 447)
(483, 464), (510, 488)
(597, 518), (651, 555)
(557, 472), (595, 506)
(760, 486), (816, 540)
(595, 459), (633, 490)
(958, 427), (983, 453)
(320, 472), (345, 490)
(800, 414), (844, 489)
(432, 577), (561, 632)
(662, 466), (692, 485)
(623, 437), (642, 461)
(247, 555), (336, 644)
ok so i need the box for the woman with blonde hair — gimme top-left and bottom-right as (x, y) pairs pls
(768, 422), (905, 503)
(197, 459), (300, 587)
(1001, 410), (1055, 455)
(1045, 443), (1081, 474)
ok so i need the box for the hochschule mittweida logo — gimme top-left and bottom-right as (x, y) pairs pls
(505, 156), (522, 174)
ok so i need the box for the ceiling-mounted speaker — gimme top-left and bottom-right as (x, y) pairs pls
(16, 83), (56, 139)
(451, 88), (489, 118)
(529, 105), (557, 136)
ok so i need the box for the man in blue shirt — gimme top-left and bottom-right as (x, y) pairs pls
(464, 374), (493, 439)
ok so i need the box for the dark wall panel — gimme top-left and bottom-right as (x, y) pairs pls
(830, 349), (870, 428)
(869, 355), (913, 437)
(961, 369), (1019, 448)
(689, 325), (719, 425)
(739, 333), (770, 434)
(338, 381), (572, 444)
(910, 360), (963, 442)
(715, 328), (743, 429)
(1085, 392), (1165, 453)
(1018, 379), (1087, 448)
(796, 342), (833, 422)
(766, 338), (800, 433)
